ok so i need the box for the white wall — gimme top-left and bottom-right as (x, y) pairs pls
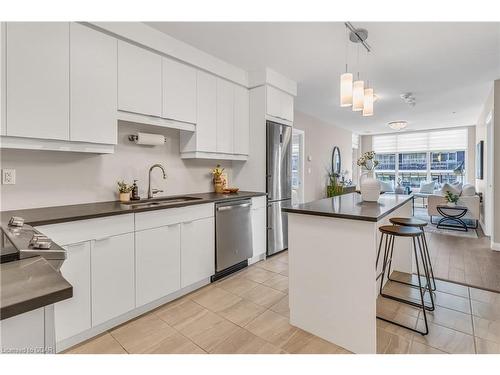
(475, 84), (495, 237)
(294, 111), (353, 202)
(0, 121), (233, 211)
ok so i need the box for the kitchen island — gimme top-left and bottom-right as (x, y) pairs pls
(283, 192), (414, 354)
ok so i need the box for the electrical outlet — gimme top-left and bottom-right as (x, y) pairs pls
(2, 169), (16, 185)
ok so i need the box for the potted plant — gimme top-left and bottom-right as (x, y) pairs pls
(211, 164), (226, 193)
(117, 180), (132, 202)
(357, 151), (380, 202)
(444, 190), (460, 206)
(326, 170), (344, 197)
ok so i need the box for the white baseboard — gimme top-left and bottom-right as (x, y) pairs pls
(248, 253), (266, 265)
(491, 241), (500, 251)
(56, 278), (210, 353)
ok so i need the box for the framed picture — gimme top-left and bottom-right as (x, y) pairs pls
(476, 140), (484, 180)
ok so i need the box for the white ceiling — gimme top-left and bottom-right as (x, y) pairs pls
(146, 22), (500, 134)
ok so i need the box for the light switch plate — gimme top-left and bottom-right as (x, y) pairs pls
(2, 169), (16, 185)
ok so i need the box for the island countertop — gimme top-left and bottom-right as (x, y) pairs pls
(282, 192), (414, 222)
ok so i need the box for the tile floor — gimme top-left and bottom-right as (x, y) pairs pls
(65, 251), (500, 355)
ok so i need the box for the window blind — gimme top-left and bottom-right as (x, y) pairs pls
(373, 128), (467, 153)
(352, 133), (360, 149)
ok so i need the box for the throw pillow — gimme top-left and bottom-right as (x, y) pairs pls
(451, 181), (463, 191)
(379, 180), (394, 193)
(419, 181), (435, 194)
(461, 184), (476, 196)
(441, 182), (461, 196)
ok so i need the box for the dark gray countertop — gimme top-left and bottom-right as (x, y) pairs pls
(282, 192), (414, 222)
(1, 191), (266, 227)
(1, 256), (73, 320)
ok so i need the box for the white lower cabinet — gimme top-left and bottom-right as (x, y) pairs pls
(135, 224), (181, 307)
(251, 197), (267, 259)
(181, 217), (215, 288)
(55, 241), (92, 343)
(91, 232), (135, 326)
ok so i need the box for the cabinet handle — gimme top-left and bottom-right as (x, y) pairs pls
(94, 236), (111, 242)
(183, 221), (193, 224)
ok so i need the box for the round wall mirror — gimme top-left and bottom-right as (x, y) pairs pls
(331, 146), (341, 176)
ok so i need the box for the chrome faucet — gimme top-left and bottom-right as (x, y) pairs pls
(148, 164), (167, 199)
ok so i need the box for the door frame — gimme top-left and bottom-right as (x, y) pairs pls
(485, 112), (494, 240)
(292, 128), (305, 204)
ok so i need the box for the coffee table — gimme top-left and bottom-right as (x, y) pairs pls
(436, 205), (469, 232)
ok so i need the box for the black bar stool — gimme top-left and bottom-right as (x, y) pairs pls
(388, 217), (436, 291)
(376, 225), (433, 335)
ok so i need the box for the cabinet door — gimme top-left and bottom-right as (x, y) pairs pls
(281, 91), (294, 122)
(70, 23), (117, 144)
(91, 233), (135, 326)
(233, 85), (249, 155)
(135, 224), (181, 307)
(196, 70), (217, 152)
(266, 85), (282, 120)
(162, 58), (196, 124)
(216, 78), (234, 154)
(55, 241), (91, 343)
(266, 85), (294, 122)
(118, 41), (162, 117)
(252, 207), (267, 258)
(6, 22), (69, 140)
(181, 217), (215, 287)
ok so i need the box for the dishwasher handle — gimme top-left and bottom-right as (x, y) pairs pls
(217, 202), (252, 211)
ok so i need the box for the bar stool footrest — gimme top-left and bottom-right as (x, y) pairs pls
(377, 316), (428, 336)
(380, 292), (435, 312)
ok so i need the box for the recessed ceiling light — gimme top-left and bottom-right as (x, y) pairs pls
(388, 121), (408, 131)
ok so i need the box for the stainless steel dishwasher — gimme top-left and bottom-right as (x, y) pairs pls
(212, 198), (253, 281)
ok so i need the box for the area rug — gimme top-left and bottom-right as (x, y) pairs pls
(413, 206), (478, 239)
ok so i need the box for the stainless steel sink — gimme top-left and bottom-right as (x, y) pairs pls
(122, 196), (202, 208)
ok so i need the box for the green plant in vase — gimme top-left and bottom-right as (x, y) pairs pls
(326, 171), (344, 198)
(444, 190), (459, 206)
(117, 180), (132, 202)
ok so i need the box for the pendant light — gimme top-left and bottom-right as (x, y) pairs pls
(363, 87), (374, 116)
(340, 23), (376, 116)
(340, 71), (353, 107)
(340, 28), (353, 107)
(352, 78), (364, 111)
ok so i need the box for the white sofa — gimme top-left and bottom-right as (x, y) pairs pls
(426, 183), (480, 228)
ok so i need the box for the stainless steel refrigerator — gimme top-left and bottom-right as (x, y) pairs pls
(266, 121), (292, 256)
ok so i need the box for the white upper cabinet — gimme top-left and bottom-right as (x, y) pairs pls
(118, 41), (162, 117)
(233, 85), (249, 155)
(6, 22), (70, 140)
(162, 58), (197, 124)
(194, 70), (217, 152)
(70, 23), (117, 145)
(216, 78), (234, 154)
(266, 85), (294, 122)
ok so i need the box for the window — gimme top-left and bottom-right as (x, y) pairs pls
(371, 129), (468, 190)
(430, 151), (465, 171)
(375, 153), (396, 170)
(399, 153), (427, 170)
(399, 172), (428, 188)
(375, 172), (395, 182)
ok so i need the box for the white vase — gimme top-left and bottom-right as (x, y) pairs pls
(360, 171), (380, 202)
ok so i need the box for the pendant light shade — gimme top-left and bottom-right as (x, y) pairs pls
(352, 80), (364, 111)
(340, 72), (353, 107)
(362, 88), (374, 117)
